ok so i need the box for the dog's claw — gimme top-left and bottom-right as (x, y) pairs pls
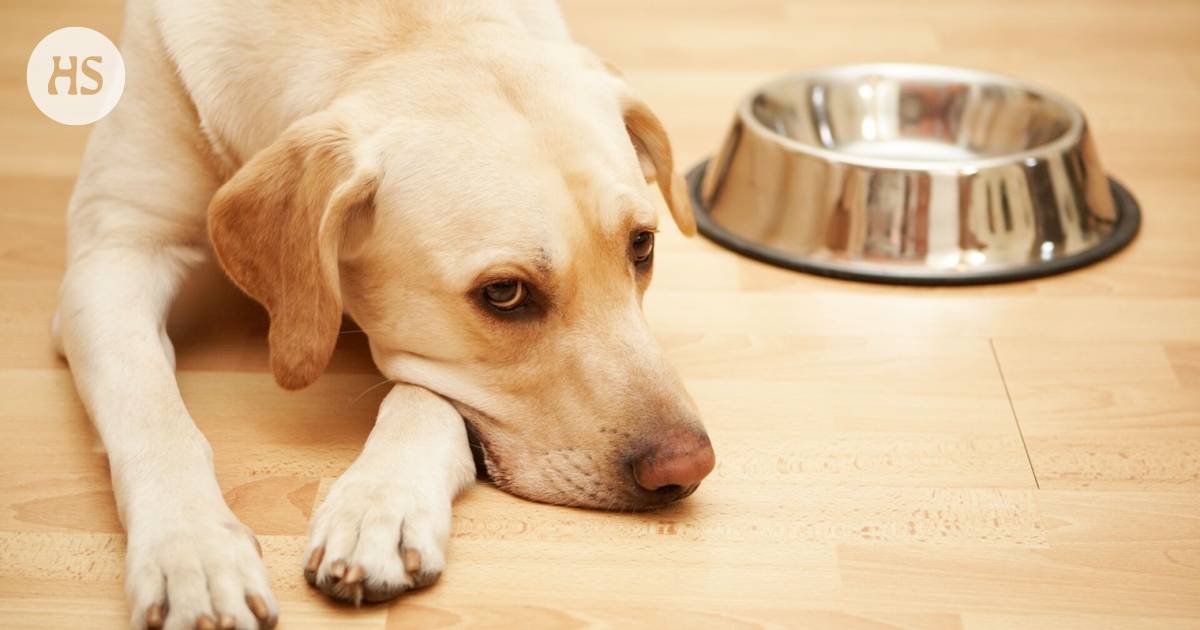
(342, 564), (365, 586)
(331, 564), (366, 606)
(245, 593), (276, 628)
(329, 559), (347, 580)
(304, 546), (324, 584)
(218, 613), (236, 630)
(145, 604), (165, 629)
(195, 614), (217, 630)
(403, 547), (422, 574)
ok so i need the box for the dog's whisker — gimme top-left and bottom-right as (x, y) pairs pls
(338, 324), (392, 337)
(349, 378), (392, 405)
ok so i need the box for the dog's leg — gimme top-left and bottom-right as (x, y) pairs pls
(304, 383), (475, 604)
(56, 4), (279, 626)
(58, 246), (278, 630)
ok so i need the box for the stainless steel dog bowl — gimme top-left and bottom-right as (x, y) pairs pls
(689, 63), (1139, 284)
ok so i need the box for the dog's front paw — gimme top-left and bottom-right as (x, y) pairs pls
(126, 516), (277, 630)
(304, 473), (451, 605)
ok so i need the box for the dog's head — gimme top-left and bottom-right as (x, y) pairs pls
(208, 44), (712, 510)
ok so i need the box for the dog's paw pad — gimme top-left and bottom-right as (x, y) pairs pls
(304, 476), (451, 604)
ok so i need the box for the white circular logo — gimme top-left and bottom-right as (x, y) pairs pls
(27, 27), (125, 126)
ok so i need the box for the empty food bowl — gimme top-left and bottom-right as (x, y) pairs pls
(688, 63), (1140, 284)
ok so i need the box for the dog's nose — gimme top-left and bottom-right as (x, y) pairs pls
(633, 433), (716, 492)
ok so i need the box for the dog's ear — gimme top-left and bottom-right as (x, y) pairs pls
(621, 93), (697, 236)
(573, 49), (694, 235)
(208, 112), (378, 390)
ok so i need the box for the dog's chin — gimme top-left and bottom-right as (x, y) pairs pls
(497, 478), (699, 513)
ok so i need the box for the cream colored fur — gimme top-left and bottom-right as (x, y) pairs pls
(55, 1), (703, 628)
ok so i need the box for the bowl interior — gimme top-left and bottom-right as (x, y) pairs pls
(750, 66), (1079, 164)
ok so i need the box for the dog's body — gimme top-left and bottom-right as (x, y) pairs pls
(57, 1), (714, 628)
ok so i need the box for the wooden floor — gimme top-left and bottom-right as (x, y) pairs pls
(2, 1), (1199, 628)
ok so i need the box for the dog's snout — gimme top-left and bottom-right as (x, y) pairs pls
(632, 432), (715, 493)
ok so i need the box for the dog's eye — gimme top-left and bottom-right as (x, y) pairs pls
(632, 231), (655, 267)
(482, 279), (527, 311)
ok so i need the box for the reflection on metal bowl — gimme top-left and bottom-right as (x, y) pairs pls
(690, 63), (1140, 285)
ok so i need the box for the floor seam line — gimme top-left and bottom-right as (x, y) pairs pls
(989, 338), (1040, 490)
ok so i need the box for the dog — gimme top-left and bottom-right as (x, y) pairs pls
(54, 1), (715, 628)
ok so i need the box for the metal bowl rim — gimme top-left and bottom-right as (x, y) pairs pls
(737, 62), (1087, 172)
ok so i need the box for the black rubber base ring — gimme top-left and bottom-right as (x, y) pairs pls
(686, 159), (1141, 286)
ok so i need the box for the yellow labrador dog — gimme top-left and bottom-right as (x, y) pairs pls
(55, 0), (714, 628)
